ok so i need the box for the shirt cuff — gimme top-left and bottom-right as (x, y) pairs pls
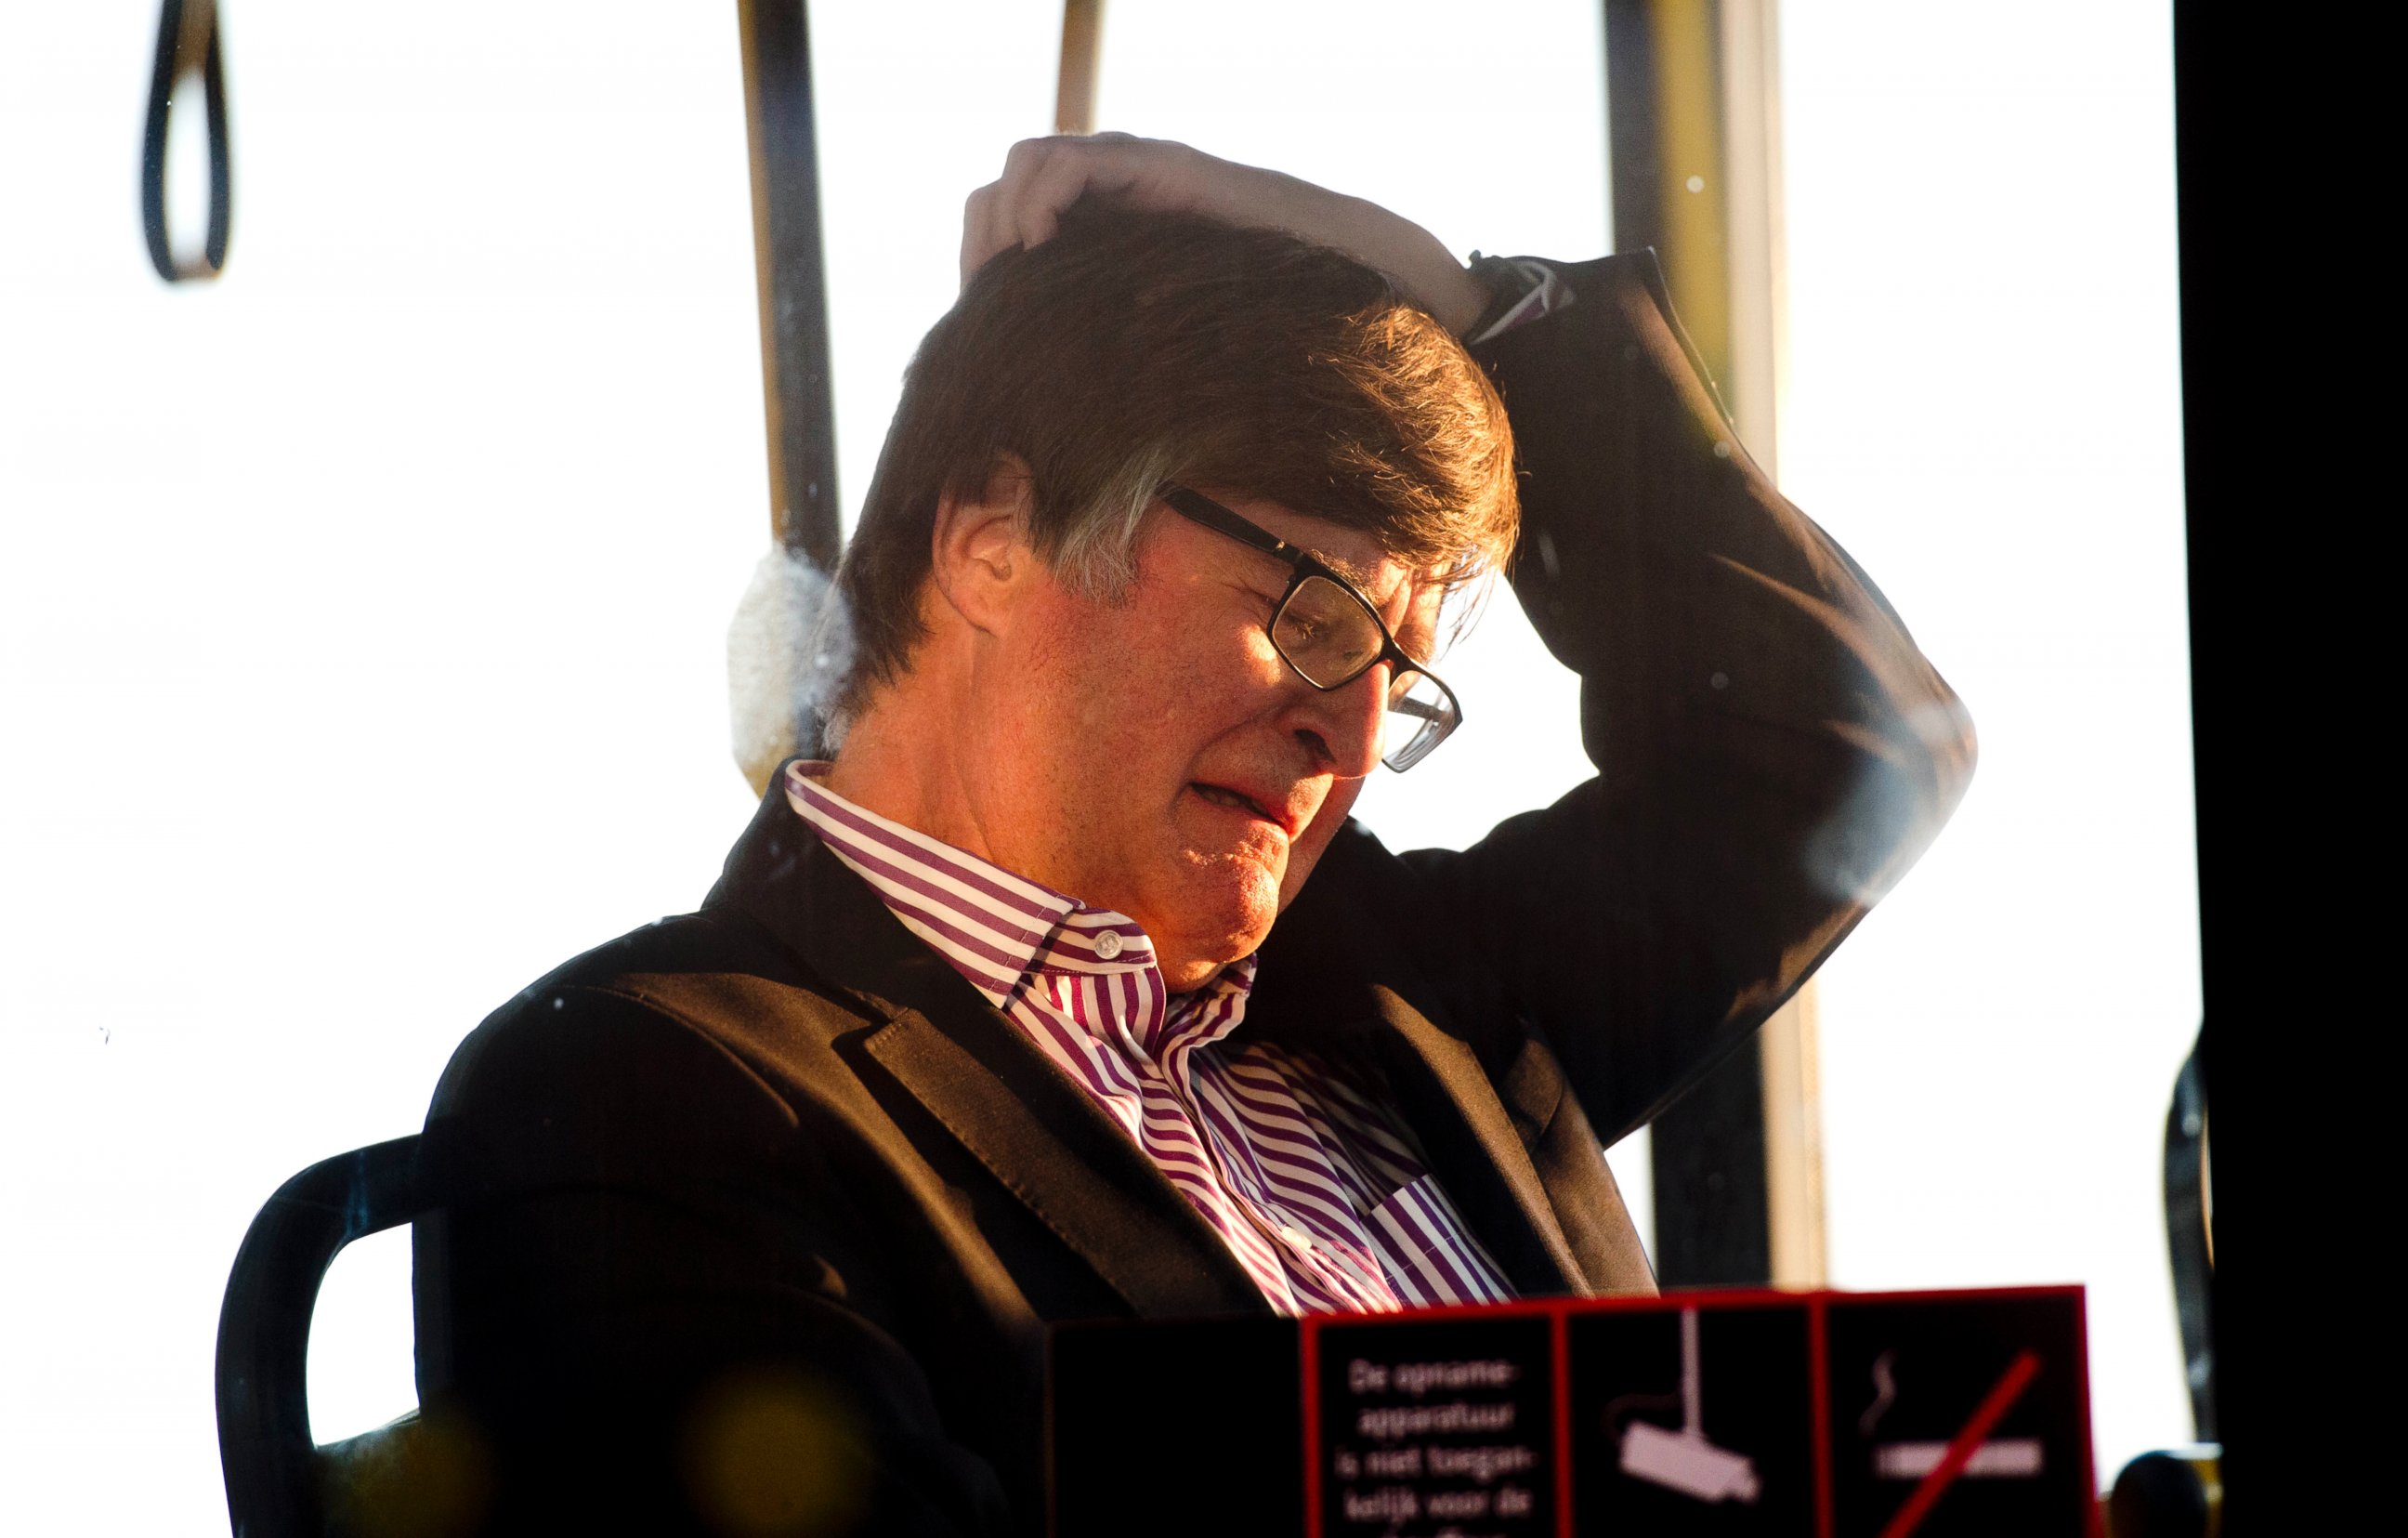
(1463, 256), (1577, 346)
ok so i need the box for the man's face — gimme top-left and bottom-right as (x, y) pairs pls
(967, 490), (1448, 992)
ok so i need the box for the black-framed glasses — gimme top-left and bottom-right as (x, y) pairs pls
(1161, 486), (1463, 771)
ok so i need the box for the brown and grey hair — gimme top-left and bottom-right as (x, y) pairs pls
(832, 204), (1519, 716)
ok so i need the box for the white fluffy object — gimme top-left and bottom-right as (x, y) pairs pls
(726, 545), (854, 796)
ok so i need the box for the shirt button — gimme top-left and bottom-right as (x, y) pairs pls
(1278, 1224), (1315, 1251)
(1093, 931), (1123, 960)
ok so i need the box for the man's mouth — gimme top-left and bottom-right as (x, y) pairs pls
(1191, 782), (1291, 835)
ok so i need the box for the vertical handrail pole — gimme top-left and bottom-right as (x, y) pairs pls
(1605, 0), (1819, 1289)
(736, 0), (843, 572)
(1055, 1), (1106, 137)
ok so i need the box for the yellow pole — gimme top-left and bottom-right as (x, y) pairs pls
(1055, 0), (1105, 136)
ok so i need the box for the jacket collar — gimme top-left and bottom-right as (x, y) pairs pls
(704, 774), (1270, 1319)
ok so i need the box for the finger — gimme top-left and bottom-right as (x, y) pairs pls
(1013, 142), (1142, 252)
(960, 182), (1000, 285)
(1104, 138), (1212, 213)
(989, 138), (1056, 231)
(966, 137), (1063, 272)
(967, 178), (1026, 282)
(964, 145), (1061, 280)
(1020, 135), (1181, 249)
(1072, 138), (1246, 224)
(1066, 134), (1189, 211)
(968, 138), (1102, 279)
(965, 180), (1029, 283)
(972, 164), (1024, 275)
(963, 135), (1212, 277)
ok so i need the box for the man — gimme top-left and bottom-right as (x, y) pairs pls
(413, 137), (1973, 1535)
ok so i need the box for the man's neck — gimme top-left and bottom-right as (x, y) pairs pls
(821, 669), (1246, 996)
(821, 690), (997, 868)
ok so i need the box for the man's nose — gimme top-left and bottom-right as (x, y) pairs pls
(1290, 664), (1388, 779)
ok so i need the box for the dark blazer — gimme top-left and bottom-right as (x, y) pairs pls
(412, 252), (1973, 1536)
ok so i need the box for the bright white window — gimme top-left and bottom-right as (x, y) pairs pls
(1780, 0), (2200, 1480)
(0, 5), (1056, 1529)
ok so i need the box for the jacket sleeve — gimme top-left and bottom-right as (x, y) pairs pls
(413, 985), (1013, 1537)
(1396, 251), (1976, 1144)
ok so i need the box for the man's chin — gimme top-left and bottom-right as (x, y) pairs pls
(1152, 862), (1280, 974)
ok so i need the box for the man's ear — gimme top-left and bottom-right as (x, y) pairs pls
(928, 453), (1040, 636)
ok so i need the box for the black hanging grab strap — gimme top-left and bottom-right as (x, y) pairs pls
(141, 0), (231, 282)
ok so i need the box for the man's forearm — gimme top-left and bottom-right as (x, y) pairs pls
(1401, 248), (1975, 1138)
(1476, 249), (1973, 819)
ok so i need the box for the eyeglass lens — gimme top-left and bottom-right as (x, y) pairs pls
(1270, 573), (1458, 770)
(1382, 669), (1459, 771)
(1270, 574), (1384, 686)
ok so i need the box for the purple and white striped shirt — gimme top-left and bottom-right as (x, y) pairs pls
(784, 762), (1514, 1315)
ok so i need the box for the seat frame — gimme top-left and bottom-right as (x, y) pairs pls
(216, 1135), (430, 1538)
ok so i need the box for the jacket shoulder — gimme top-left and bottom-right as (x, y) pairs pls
(510, 902), (800, 998)
(425, 905), (863, 1143)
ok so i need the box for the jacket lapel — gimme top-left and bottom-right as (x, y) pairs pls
(856, 1007), (1267, 1318)
(1250, 839), (1590, 1298)
(705, 780), (1267, 1319)
(1364, 990), (1590, 1297)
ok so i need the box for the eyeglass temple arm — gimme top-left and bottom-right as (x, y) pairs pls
(1160, 486), (1303, 563)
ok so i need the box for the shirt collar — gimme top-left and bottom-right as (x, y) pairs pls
(781, 762), (1256, 1057)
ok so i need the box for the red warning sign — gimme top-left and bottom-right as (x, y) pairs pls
(1050, 1284), (2099, 1538)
